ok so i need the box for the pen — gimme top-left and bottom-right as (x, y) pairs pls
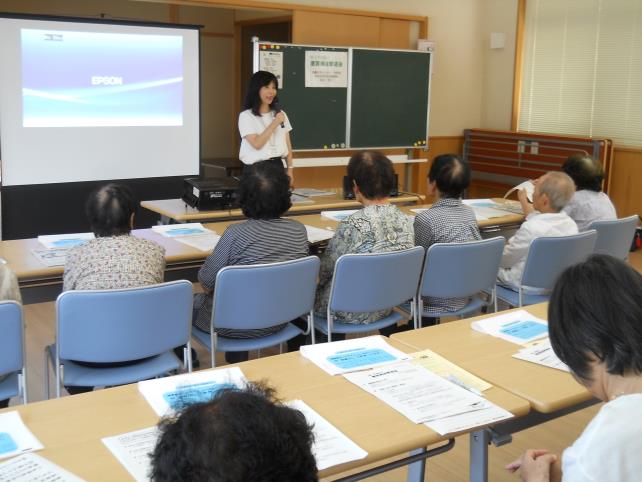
(446, 375), (483, 396)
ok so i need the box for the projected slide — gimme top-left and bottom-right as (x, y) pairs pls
(21, 29), (183, 127)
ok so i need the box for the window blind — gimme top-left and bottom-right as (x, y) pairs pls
(519, 0), (642, 147)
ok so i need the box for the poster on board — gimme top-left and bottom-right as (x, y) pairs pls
(305, 51), (348, 88)
(259, 51), (284, 88)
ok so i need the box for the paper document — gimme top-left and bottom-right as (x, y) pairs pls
(320, 210), (357, 222)
(38, 232), (94, 249)
(138, 367), (247, 416)
(462, 200), (513, 220)
(304, 225), (334, 243)
(31, 248), (68, 267)
(173, 233), (221, 252)
(102, 426), (158, 482)
(426, 403), (513, 436)
(0, 411), (44, 460)
(287, 400), (367, 470)
(292, 188), (335, 197)
(504, 180), (535, 202)
(513, 339), (569, 372)
(300, 336), (410, 376)
(343, 362), (491, 424)
(411, 349), (492, 393)
(291, 194), (315, 205)
(0, 453), (85, 481)
(471, 310), (549, 345)
(410, 208), (429, 215)
(151, 223), (211, 238)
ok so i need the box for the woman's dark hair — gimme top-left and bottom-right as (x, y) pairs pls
(85, 183), (136, 237)
(151, 383), (318, 482)
(548, 254), (642, 384)
(242, 70), (279, 116)
(347, 150), (395, 200)
(561, 154), (604, 192)
(238, 161), (291, 219)
(428, 154), (471, 199)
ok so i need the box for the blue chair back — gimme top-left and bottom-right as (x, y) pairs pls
(521, 230), (597, 290)
(212, 256), (320, 330)
(0, 301), (23, 377)
(590, 215), (638, 260)
(420, 237), (504, 298)
(56, 280), (193, 363)
(329, 247), (424, 313)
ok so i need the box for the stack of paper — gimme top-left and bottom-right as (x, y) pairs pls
(292, 188), (336, 197)
(0, 453), (84, 481)
(138, 367), (247, 416)
(300, 336), (410, 375)
(411, 349), (492, 394)
(513, 339), (569, 372)
(320, 210), (357, 222)
(304, 225), (334, 243)
(291, 194), (315, 205)
(462, 199), (513, 220)
(30, 248), (69, 267)
(471, 310), (549, 345)
(151, 223), (221, 252)
(343, 362), (512, 435)
(33, 232), (95, 267)
(102, 426), (158, 482)
(287, 400), (367, 470)
(0, 411), (44, 460)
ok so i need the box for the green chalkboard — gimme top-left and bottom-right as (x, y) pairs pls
(258, 43), (348, 150)
(255, 41), (431, 150)
(350, 49), (431, 148)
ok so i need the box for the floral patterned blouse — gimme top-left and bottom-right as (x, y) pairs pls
(63, 235), (165, 291)
(315, 204), (414, 324)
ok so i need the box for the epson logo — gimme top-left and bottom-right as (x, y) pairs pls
(91, 76), (123, 85)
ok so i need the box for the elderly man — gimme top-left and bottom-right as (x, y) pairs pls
(498, 171), (578, 293)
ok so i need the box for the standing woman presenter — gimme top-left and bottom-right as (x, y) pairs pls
(238, 70), (294, 183)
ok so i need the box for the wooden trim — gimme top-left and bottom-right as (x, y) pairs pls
(234, 15), (292, 26)
(202, 31), (234, 38)
(419, 16), (428, 38)
(133, 0), (427, 23)
(511, 0), (526, 131)
(613, 146), (642, 154)
(168, 4), (180, 22)
(430, 135), (464, 141)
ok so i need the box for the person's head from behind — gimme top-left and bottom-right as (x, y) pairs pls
(151, 383), (318, 482)
(562, 153), (604, 192)
(531, 171), (575, 213)
(238, 161), (291, 219)
(347, 150), (395, 202)
(86, 183), (136, 237)
(428, 154), (471, 199)
(243, 70), (279, 115)
(548, 254), (642, 400)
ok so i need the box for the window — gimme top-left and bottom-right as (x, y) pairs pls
(518, 0), (642, 147)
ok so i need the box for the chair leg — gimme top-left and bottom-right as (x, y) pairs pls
(20, 368), (28, 405)
(55, 362), (62, 399)
(211, 332), (217, 369)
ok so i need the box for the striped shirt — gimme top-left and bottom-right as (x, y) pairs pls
(193, 218), (309, 336)
(414, 198), (481, 314)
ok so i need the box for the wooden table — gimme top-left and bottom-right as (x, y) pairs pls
(391, 304), (596, 482)
(141, 191), (425, 224)
(0, 340), (529, 481)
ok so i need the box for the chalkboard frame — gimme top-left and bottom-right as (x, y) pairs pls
(253, 39), (432, 152)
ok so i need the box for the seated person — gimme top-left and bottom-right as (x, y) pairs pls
(62, 184), (166, 394)
(151, 383), (318, 482)
(0, 261), (21, 409)
(561, 153), (616, 231)
(64, 183), (165, 291)
(414, 154), (481, 319)
(506, 254), (642, 482)
(498, 172), (577, 293)
(315, 150), (414, 332)
(192, 161), (308, 363)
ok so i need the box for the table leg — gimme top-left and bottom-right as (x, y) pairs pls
(469, 429), (490, 482)
(406, 448), (426, 482)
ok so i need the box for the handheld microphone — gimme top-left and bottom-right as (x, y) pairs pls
(272, 101), (285, 128)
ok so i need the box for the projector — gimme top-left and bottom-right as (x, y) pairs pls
(182, 177), (239, 210)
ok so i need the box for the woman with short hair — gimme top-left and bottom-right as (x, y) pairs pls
(507, 254), (642, 481)
(192, 161), (308, 363)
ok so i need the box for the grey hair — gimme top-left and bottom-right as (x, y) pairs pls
(538, 171), (576, 212)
